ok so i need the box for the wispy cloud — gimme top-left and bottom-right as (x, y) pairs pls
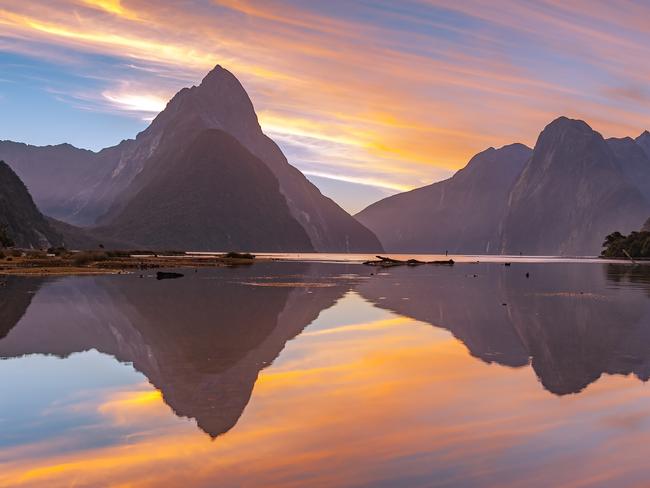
(1, 0), (650, 207)
(102, 90), (167, 119)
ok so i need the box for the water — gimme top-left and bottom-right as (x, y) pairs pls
(1, 261), (650, 487)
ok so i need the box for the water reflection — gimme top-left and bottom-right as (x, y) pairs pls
(0, 263), (358, 438)
(358, 263), (650, 395)
(2, 262), (650, 486)
(0, 277), (42, 340)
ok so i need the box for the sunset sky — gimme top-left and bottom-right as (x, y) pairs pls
(2, 0), (650, 212)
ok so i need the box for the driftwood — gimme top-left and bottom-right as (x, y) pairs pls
(156, 271), (185, 280)
(363, 255), (454, 267)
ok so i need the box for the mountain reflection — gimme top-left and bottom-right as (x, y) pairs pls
(357, 263), (650, 395)
(0, 276), (42, 340)
(2, 261), (650, 440)
(0, 263), (358, 438)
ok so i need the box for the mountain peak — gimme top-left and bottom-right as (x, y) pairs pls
(544, 116), (592, 134)
(533, 116), (599, 153)
(458, 143), (531, 180)
(199, 64), (239, 88)
(636, 130), (650, 159)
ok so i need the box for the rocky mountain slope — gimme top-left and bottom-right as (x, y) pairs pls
(0, 160), (62, 249)
(0, 66), (381, 252)
(98, 129), (313, 251)
(356, 143), (531, 253)
(358, 117), (650, 255)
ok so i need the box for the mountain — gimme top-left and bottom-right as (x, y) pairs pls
(501, 117), (650, 255)
(636, 130), (650, 159)
(0, 160), (62, 249)
(607, 136), (650, 195)
(98, 129), (313, 251)
(0, 141), (103, 224)
(356, 143), (532, 253)
(358, 116), (650, 256)
(0, 65), (381, 252)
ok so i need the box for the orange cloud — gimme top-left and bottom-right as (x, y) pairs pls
(1, 0), (650, 197)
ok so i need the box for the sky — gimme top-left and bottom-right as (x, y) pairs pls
(1, 1), (650, 213)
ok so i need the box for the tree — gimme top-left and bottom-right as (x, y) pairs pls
(0, 225), (14, 248)
(601, 230), (650, 258)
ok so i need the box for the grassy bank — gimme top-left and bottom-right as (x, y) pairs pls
(0, 249), (256, 276)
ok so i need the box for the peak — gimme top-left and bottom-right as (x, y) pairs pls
(498, 142), (533, 154)
(200, 64), (240, 87)
(471, 143), (531, 162)
(544, 116), (592, 133)
(534, 117), (598, 150)
(637, 130), (650, 140)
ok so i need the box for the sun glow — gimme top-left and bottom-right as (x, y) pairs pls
(102, 91), (168, 115)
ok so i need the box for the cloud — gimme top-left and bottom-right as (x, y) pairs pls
(1, 0), (650, 197)
(102, 90), (168, 118)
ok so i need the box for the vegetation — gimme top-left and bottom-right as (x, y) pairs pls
(47, 246), (68, 256)
(224, 251), (255, 259)
(72, 251), (110, 266)
(0, 248), (261, 276)
(601, 231), (650, 258)
(0, 225), (14, 248)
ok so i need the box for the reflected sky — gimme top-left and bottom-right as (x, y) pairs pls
(2, 263), (650, 487)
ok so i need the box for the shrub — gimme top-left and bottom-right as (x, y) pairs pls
(224, 251), (255, 259)
(47, 246), (67, 256)
(602, 231), (650, 258)
(0, 225), (14, 248)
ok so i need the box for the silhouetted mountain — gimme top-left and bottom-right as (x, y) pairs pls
(502, 117), (650, 254)
(636, 130), (650, 159)
(0, 160), (62, 248)
(356, 144), (532, 253)
(0, 66), (381, 252)
(357, 263), (650, 395)
(607, 136), (650, 194)
(356, 144), (532, 254)
(98, 129), (313, 251)
(0, 264), (356, 437)
(0, 142), (104, 224)
(358, 117), (650, 255)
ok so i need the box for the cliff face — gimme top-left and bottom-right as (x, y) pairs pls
(0, 65), (382, 252)
(98, 129), (313, 252)
(359, 116), (650, 256)
(356, 143), (532, 253)
(501, 117), (649, 255)
(0, 160), (62, 249)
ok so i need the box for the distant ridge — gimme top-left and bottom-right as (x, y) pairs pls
(358, 116), (650, 255)
(356, 143), (532, 253)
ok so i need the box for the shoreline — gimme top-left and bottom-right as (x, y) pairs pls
(0, 252), (258, 276)
(0, 250), (644, 277)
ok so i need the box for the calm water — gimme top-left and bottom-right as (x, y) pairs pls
(2, 261), (650, 487)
